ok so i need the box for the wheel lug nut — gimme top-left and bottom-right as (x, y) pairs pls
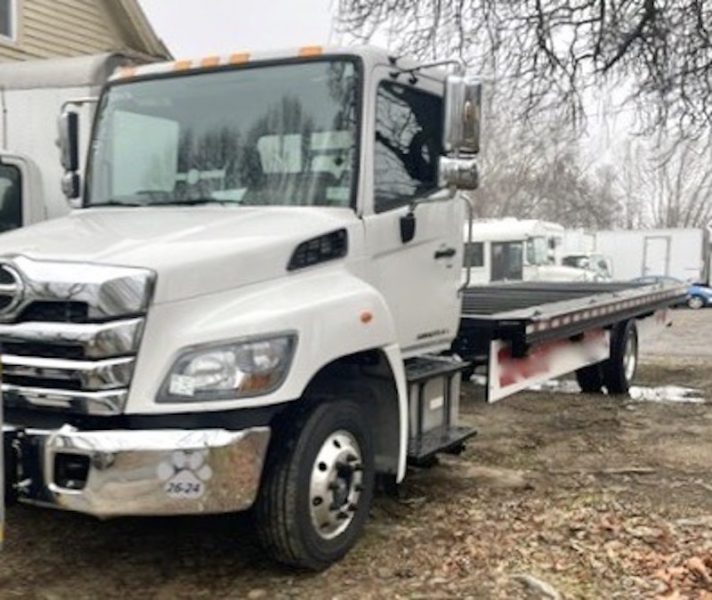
(312, 496), (323, 506)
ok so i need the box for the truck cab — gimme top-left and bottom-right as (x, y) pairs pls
(0, 151), (54, 232)
(0, 46), (481, 569)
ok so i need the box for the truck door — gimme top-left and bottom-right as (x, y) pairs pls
(643, 236), (671, 276)
(363, 73), (464, 356)
(0, 157), (23, 233)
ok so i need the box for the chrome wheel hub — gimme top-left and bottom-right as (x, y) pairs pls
(309, 430), (364, 540)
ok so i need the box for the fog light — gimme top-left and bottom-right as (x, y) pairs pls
(54, 453), (90, 490)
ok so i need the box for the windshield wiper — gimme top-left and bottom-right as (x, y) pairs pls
(88, 201), (143, 208)
(154, 199), (235, 207)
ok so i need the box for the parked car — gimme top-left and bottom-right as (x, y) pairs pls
(632, 276), (712, 309)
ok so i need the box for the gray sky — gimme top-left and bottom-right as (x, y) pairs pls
(138, 0), (337, 58)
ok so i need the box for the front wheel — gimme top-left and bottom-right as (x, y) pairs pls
(688, 296), (705, 310)
(255, 398), (375, 570)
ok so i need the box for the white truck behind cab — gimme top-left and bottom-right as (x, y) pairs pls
(0, 46), (684, 570)
(463, 218), (610, 284)
(0, 53), (151, 231)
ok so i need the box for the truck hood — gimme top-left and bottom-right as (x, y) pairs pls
(0, 206), (360, 303)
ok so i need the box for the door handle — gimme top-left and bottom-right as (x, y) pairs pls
(434, 247), (457, 260)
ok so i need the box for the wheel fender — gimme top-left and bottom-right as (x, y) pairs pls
(132, 270), (408, 435)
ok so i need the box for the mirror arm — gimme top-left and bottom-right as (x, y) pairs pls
(458, 193), (475, 294)
(61, 97), (98, 112)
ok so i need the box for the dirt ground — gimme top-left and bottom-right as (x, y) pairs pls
(1, 310), (711, 599)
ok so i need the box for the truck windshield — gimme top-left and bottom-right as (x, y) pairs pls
(86, 60), (359, 208)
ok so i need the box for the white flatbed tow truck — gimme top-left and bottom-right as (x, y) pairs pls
(0, 46), (685, 569)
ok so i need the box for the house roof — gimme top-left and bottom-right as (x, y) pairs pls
(102, 0), (172, 61)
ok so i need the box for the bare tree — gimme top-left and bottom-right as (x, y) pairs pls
(646, 138), (712, 228)
(473, 112), (621, 228)
(610, 133), (712, 228)
(338, 0), (712, 137)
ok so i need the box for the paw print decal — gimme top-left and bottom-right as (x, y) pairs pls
(156, 450), (213, 500)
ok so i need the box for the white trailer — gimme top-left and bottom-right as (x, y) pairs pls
(0, 46), (683, 570)
(0, 53), (150, 231)
(567, 227), (711, 283)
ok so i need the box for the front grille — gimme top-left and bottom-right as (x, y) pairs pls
(4, 375), (84, 391)
(18, 301), (89, 324)
(2, 341), (86, 360)
(0, 258), (154, 416)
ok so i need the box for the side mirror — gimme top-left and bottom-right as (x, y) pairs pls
(439, 156), (479, 190)
(58, 111), (81, 200)
(58, 111), (80, 172)
(61, 172), (81, 203)
(443, 75), (482, 155)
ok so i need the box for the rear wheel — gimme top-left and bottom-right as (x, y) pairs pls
(603, 320), (638, 395)
(688, 296), (705, 310)
(255, 398), (375, 570)
(575, 363), (604, 393)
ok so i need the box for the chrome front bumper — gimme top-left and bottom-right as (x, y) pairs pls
(2, 424), (271, 518)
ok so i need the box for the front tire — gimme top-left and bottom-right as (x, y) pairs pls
(255, 398), (375, 570)
(603, 320), (639, 395)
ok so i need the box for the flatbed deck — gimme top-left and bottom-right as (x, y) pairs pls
(457, 281), (687, 358)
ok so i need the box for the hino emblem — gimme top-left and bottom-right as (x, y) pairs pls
(0, 264), (25, 315)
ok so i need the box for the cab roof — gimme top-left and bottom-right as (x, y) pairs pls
(109, 45), (449, 83)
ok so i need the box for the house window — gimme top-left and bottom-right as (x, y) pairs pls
(0, 0), (16, 40)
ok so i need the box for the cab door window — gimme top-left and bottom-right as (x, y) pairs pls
(0, 163), (22, 232)
(374, 82), (443, 213)
(491, 241), (523, 281)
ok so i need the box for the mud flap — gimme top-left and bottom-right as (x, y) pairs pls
(487, 329), (611, 403)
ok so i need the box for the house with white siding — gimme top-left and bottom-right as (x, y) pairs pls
(0, 0), (170, 62)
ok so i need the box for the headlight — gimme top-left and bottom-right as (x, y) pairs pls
(158, 334), (297, 402)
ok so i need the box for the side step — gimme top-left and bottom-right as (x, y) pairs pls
(404, 355), (476, 464)
(407, 424), (477, 465)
